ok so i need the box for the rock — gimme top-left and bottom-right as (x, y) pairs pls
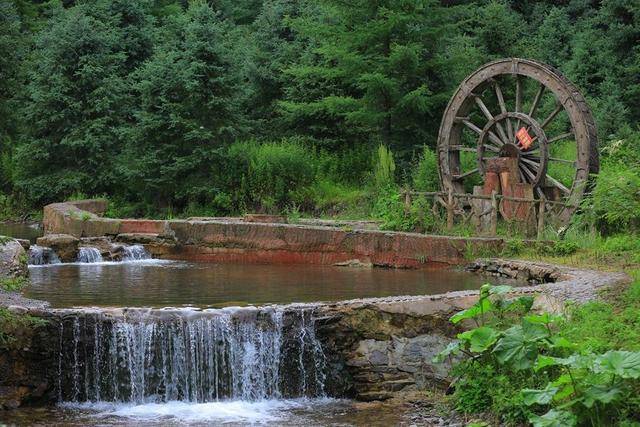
(0, 238), (28, 279)
(357, 391), (395, 401)
(36, 234), (79, 262)
(334, 259), (373, 268)
(79, 237), (123, 261)
(16, 239), (30, 250)
(243, 213), (287, 224)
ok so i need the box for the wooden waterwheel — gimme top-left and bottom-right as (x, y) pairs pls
(437, 58), (599, 225)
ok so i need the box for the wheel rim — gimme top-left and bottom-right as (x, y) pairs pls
(437, 58), (599, 225)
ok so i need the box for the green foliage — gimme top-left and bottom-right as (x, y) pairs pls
(0, 308), (47, 349)
(0, 276), (29, 292)
(373, 145), (396, 190)
(411, 146), (440, 193)
(592, 164), (640, 234)
(224, 139), (318, 213)
(435, 281), (640, 425)
(2, 0), (640, 224)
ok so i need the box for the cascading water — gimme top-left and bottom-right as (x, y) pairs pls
(122, 245), (150, 261)
(77, 247), (103, 263)
(56, 307), (327, 404)
(28, 245), (61, 265)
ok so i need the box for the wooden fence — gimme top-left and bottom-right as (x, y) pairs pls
(400, 189), (573, 239)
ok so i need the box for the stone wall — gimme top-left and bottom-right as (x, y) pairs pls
(315, 259), (630, 400)
(42, 200), (506, 267)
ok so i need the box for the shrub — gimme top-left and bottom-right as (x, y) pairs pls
(592, 165), (640, 234)
(373, 145), (396, 190)
(435, 282), (640, 426)
(225, 139), (318, 213)
(411, 145), (440, 192)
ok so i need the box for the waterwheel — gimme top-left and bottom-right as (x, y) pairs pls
(437, 58), (599, 225)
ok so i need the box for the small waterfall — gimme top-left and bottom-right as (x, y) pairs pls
(123, 245), (151, 261)
(28, 245), (61, 265)
(77, 247), (103, 263)
(56, 307), (327, 403)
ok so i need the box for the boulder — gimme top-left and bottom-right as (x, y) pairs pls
(79, 237), (123, 261)
(36, 234), (79, 262)
(0, 238), (28, 279)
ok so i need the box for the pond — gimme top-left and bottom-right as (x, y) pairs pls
(25, 260), (504, 308)
(0, 221), (42, 243)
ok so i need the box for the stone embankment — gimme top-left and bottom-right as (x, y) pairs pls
(317, 258), (629, 400)
(42, 199), (505, 268)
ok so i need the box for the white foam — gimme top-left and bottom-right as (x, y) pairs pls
(60, 398), (336, 424)
(28, 258), (174, 268)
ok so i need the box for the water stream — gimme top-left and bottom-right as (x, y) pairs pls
(77, 247), (104, 263)
(56, 307), (326, 403)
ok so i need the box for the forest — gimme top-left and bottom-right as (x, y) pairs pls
(0, 0), (638, 231)
(1, 2), (640, 425)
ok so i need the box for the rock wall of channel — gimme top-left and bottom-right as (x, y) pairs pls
(42, 199), (505, 267)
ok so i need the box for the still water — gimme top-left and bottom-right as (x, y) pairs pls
(25, 260), (500, 308)
(0, 221), (42, 243)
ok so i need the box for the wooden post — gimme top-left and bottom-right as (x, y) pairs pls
(537, 197), (546, 240)
(446, 188), (454, 231)
(490, 190), (498, 236)
(404, 189), (411, 217)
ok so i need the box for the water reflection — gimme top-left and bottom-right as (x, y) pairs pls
(25, 261), (512, 308)
(0, 221), (42, 243)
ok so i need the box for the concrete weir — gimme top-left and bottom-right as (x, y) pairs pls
(42, 199), (506, 268)
(0, 200), (630, 409)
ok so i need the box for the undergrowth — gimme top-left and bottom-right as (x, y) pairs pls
(435, 280), (640, 426)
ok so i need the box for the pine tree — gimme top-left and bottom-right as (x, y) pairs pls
(15, 0), (155, 204)
(122, 1), (244, 209)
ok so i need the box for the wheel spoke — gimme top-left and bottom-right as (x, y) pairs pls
(528, 82), (545, 118)
(514, 76), (523, 137)
(541, 103), (563, 129)
(545, 174), (571, 195)
(488, 131), (505, 147)
(494, 81), (514, 142)
(474, 96), (494, 122)
(458, 117), (482, 134)
(519, 164), (537, 184)
(515, 76), (522, 113)
(548, 132), (573, 143)
(549, 157), (575, 165)
(449, 145), (477, 152)
(521, 156), (541, 172)
(453, 168), (479, 180)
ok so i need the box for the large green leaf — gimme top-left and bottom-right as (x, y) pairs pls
(450, 297), (493, 324)
(530, 409), (577, 427)
(458, 326), (500, 353)
(582, 384), (622, 408)
(493, 325), (539, 370)
(534, 354), (581, 372)
(522, 384), (559, 405)
(594, 350), (640, 379)
(525, 312), (563, 325)
(432, 340), (462, 363)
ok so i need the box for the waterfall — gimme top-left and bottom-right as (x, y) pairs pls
(28, 245), (61, 265)
(123, 245), (151, 261)
(77, 247), (103, 263)
(56, 307), (327, 404)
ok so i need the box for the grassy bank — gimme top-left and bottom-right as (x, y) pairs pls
(432, 231), (640, 426)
